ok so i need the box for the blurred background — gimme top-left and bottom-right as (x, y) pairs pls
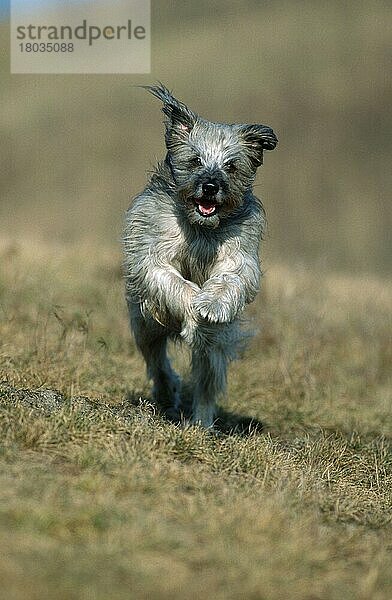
(1, 0), (391, 273)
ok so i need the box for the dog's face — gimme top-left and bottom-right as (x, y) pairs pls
(145, 84), (278, 228)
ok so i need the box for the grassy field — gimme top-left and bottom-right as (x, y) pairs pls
(1, 240), (391, 599)
(1, 2), (391, 596)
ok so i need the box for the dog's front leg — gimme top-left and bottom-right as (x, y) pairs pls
(143, 265), (200, 330)
(193, 273), (246, 323)
(192, 254), (260, 324)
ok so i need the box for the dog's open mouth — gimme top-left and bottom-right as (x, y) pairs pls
(196, 199), (217, 217)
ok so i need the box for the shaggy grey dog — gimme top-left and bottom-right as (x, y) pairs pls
(123, 84), (277, 428)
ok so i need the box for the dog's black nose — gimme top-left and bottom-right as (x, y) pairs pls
(202, 181), (219, 196)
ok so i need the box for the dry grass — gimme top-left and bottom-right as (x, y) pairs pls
(0, 240), (391, 599)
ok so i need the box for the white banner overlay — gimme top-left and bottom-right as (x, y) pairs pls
(11, 0), (150, 74)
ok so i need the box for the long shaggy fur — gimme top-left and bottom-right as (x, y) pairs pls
(123, 84), (277, 428)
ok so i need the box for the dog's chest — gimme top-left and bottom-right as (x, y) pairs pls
(174, 236), (219, 287)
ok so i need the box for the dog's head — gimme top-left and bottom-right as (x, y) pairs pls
(144, 83), (278, 228)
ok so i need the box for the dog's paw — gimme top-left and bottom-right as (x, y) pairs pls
(192, 292), (235, 323)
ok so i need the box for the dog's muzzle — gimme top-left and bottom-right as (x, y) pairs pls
(196, 180), (220, 217)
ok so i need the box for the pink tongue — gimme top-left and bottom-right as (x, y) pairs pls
(199, 204), (215, 216)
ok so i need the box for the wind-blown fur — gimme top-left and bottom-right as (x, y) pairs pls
(124, 84), (278, 428)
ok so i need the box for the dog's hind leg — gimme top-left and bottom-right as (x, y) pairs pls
(128, 302), (181, 420)
(188, 321), (243, 428)
(190, 345), (228, 429)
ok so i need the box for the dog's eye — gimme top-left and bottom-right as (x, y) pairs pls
(226, 161), (236, 173)
(190, 156), (202, 168)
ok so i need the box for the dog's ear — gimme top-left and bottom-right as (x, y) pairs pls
(143, 83), (197, 148)
(240, 123), (278, 167)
